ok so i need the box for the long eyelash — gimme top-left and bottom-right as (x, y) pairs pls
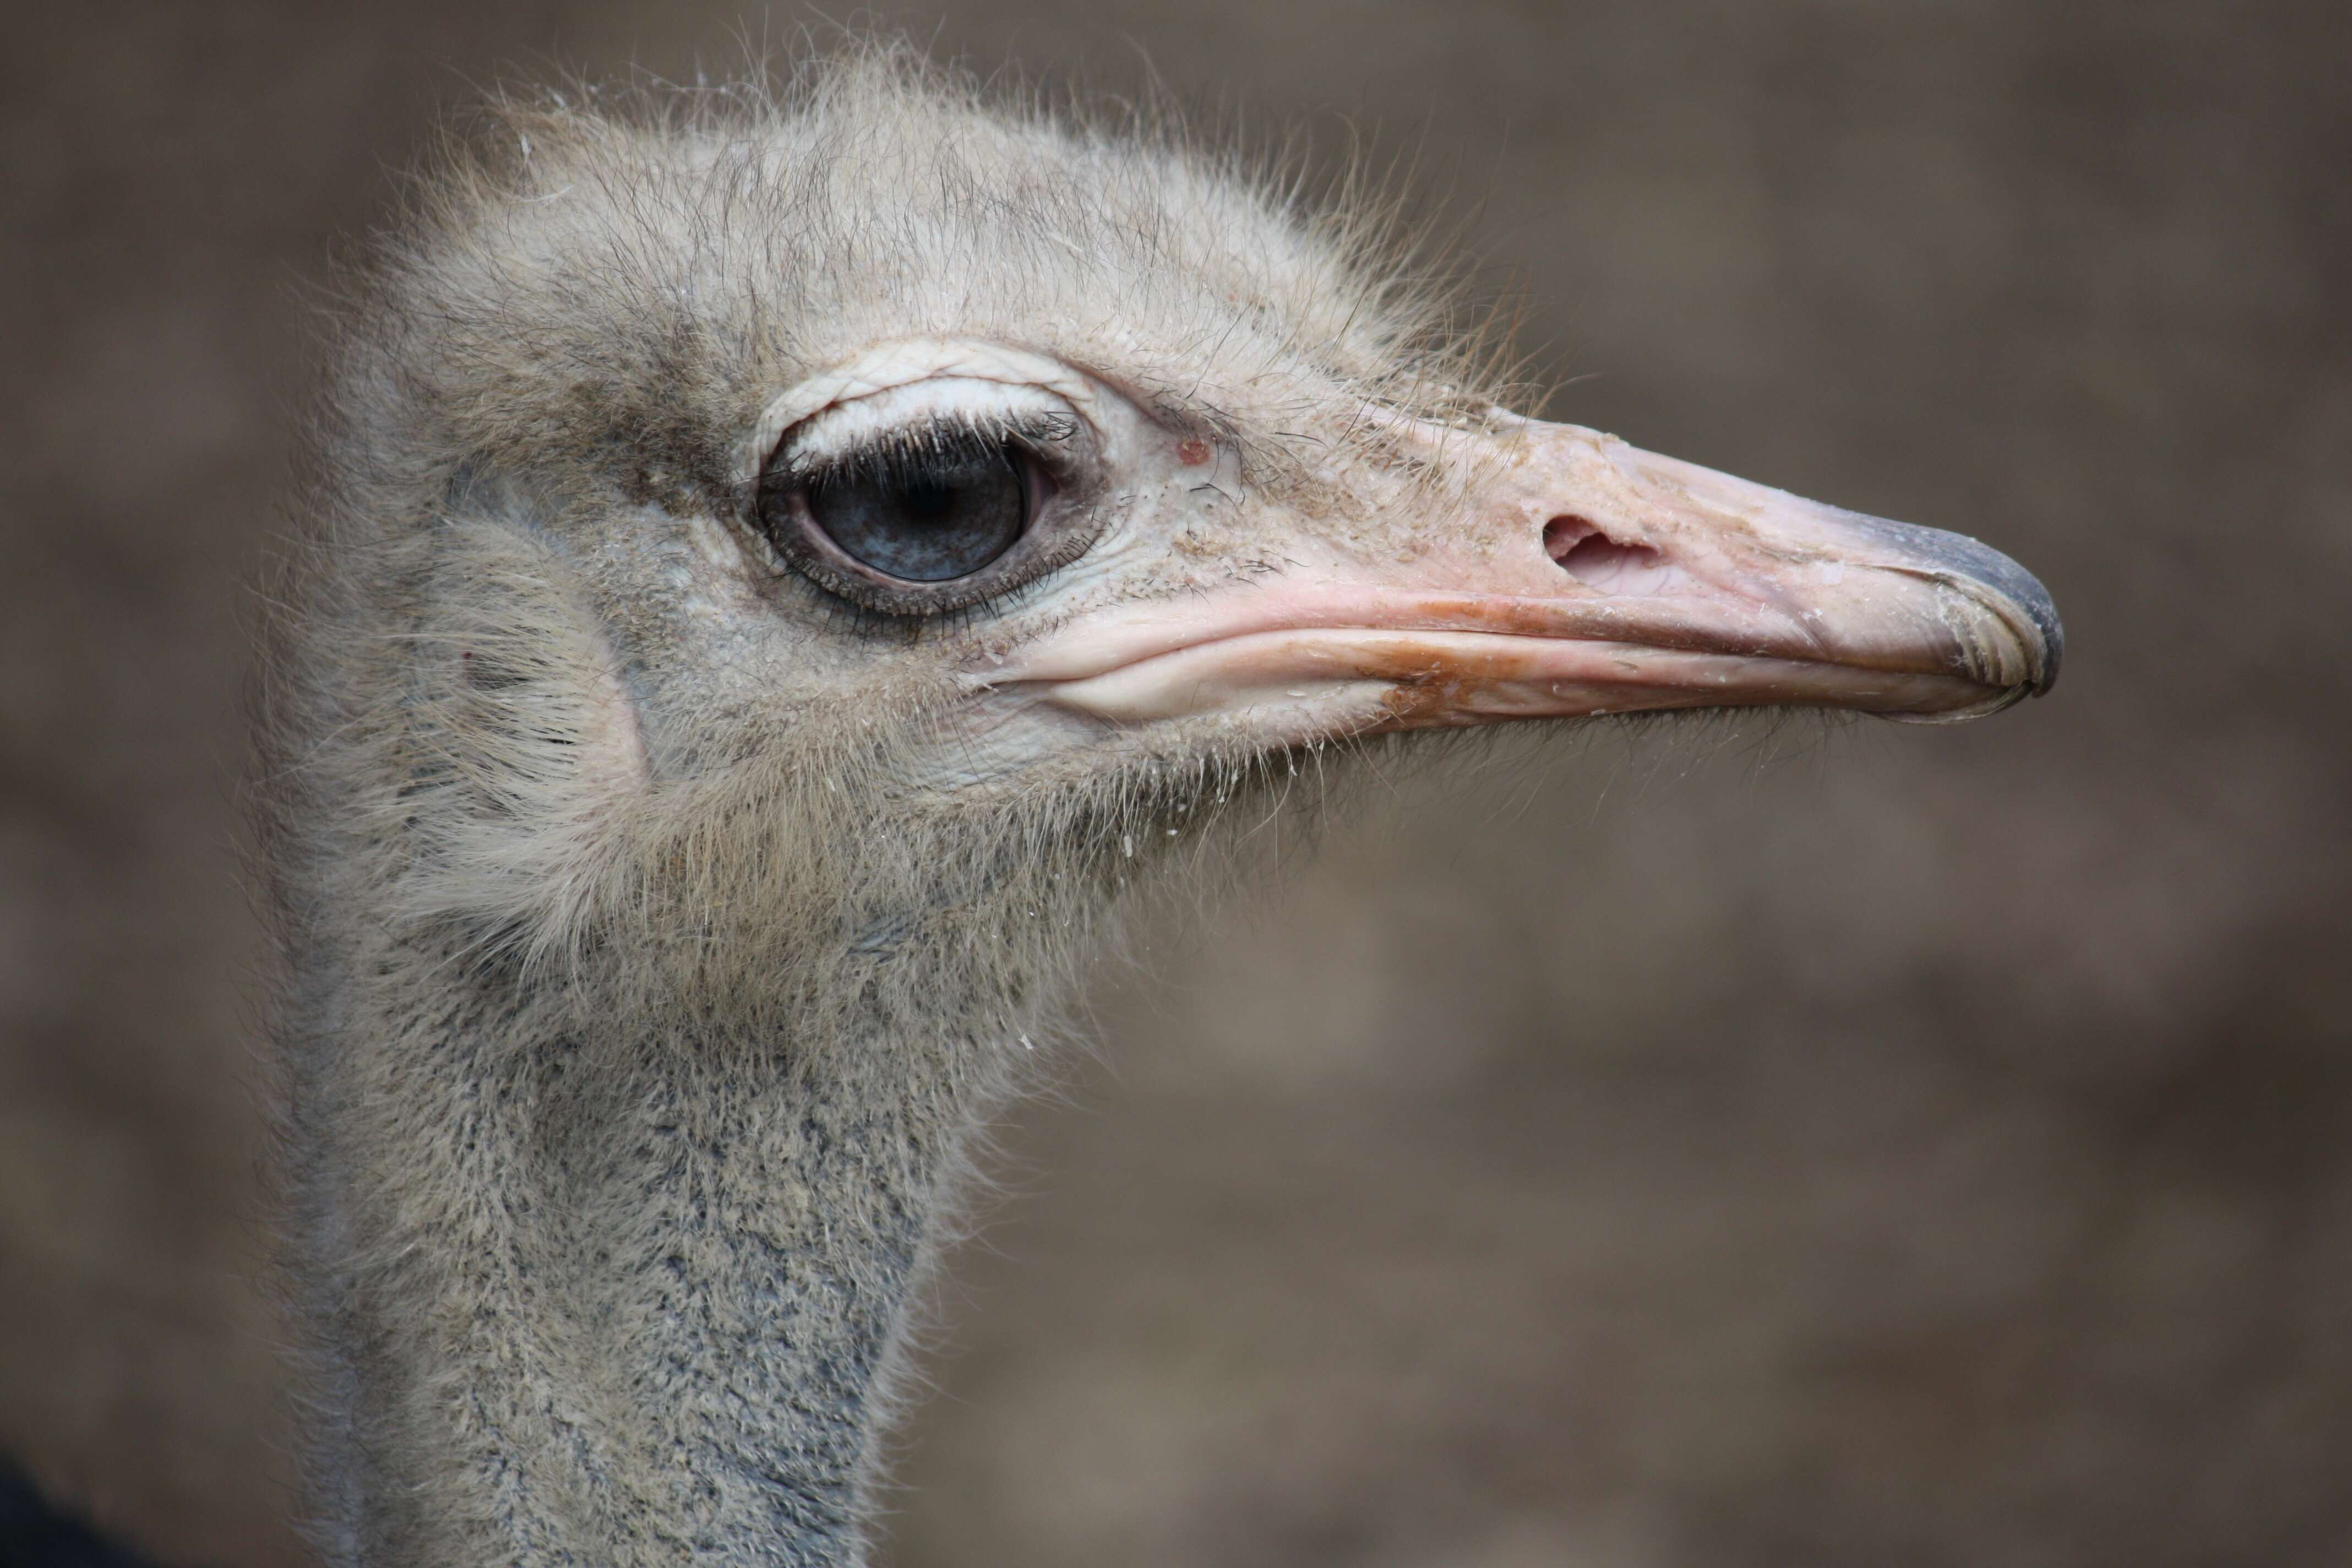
(783, 410), (1079, 489)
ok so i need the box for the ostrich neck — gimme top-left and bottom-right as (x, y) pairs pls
(291, 930), (986, 1568)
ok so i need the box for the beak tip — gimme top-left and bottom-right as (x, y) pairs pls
(1995, 568), (2065, 700)
(1836, 511), (2064, 699)
(2026, 594), (2065, 698)
(1980, 571), (2063, 702)
(1978, 551), (2065, 698)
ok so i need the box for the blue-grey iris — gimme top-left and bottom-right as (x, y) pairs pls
(804, 440), (1029, 581)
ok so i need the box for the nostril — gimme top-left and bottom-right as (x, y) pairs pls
(1542, 514), (1596, 561)
(1545, 515), (1675, 594)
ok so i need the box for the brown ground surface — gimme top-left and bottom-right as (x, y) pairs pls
(3, 3), (2348, 1565)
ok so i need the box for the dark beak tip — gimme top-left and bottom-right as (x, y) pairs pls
(1836, 511), (2064, 697)
(1989, 565), (2065, 698)
(2027, 581), (2065, 694)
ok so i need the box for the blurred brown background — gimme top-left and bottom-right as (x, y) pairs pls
(3, 2), (2347, 1564)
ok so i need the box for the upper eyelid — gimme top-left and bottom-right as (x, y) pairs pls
(776, 378), (1085, 473)
(741, 339), (1103, 483)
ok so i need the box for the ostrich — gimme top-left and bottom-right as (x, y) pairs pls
(242, 50), (2061, 1568)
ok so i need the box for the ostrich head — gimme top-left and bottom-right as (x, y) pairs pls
(268, 50), (2059, 1568)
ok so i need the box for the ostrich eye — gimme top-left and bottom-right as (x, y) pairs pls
(755, 380), (1099, 617)
(804, 434), (1036, 582)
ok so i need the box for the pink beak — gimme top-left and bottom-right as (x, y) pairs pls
(994, 418), (2061, 738)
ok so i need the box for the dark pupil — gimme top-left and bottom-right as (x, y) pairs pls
(805, 442), (1028, 582)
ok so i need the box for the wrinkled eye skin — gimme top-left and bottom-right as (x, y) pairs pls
(755, 416), (1101, 617)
